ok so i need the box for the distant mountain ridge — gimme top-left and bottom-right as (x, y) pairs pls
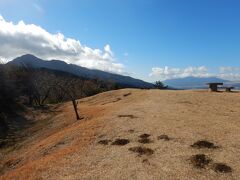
(7, 54), (154, 88)
(164, 76), (240, 89)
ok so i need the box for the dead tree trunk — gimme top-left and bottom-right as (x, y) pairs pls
(71, 98), (80, 120)
(56, 83), (82, 121)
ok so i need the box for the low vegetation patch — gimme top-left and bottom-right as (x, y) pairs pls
(191, 154), (212, 168)
(129, 146), (154, 156)
(138, 138), (152, 144)
(128, 129), (134, 133)
(111, 139), (130, 146)
(98, 139), (111, 145)
(139, 133), (151, 139)
(0, 157), (22, 175)
(158, 134), (170, 141)
(123, 92), (131, 97)
(142, 159), (150, 165)
(213, 163), (232, 173)
(138, 133), (152, 144)
(191, 140), (218, 149)
(98, 134), (106, 138)
(102, 98), (122, 105)
(118, 115), (137, 119)
(4, 158), (21, 169)
(114, 98), (122, 102)
(56, 141), (66, 146)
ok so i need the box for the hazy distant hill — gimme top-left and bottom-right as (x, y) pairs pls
(164, 76), (232, 89)
(7, 54), (154, 89)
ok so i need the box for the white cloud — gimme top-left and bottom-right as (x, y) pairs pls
(0, 56), (7, 64)
(150, 66), (240, 81)
(104, 44), (113, 57)
(219, 66), (240, 73)
(218, 66), (240, 81)
(0, 15), (124, 74)
(150, 66), (211, 80)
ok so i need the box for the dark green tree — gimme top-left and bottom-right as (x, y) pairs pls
(154, 81), (168, 89)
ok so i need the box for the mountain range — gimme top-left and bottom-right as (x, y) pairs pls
(7, 54), (154, 89)
(164, 76), (240, 89)
(6, 54), (240, 90)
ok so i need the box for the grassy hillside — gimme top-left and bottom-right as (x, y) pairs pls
(0, 65), (118, 148)
(1, 89), (240, 179)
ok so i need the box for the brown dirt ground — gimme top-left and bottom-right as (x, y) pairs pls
(1, 89), (240, 180)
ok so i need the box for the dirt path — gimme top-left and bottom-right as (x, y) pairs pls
(1, 89), (240, 179)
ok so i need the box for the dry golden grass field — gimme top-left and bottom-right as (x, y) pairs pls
(1, 89), (240, 180)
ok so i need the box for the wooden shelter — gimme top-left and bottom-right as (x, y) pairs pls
(206, 83), (223, 92)
(224, 86), (234, 92)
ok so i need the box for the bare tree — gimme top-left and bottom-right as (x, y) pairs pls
(0, 64), (19, 139)
(31, 71), (55, 106)
(2, 64), (116, 120)
(12, 67), (53, 106)
(55, 76), (85, 120)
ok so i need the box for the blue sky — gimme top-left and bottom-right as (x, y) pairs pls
(0, 0), (240, 81)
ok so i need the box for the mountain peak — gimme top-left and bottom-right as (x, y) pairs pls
(16, 54), (41, 61)
(8, 54), (45, 67)
(7, 54), (154, 88)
